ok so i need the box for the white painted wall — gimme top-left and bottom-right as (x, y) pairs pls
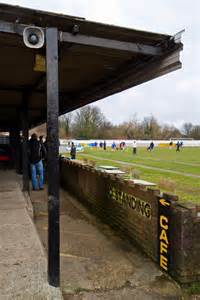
(59, 139), (200, 148)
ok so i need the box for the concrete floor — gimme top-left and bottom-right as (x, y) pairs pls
(31, 186), (184, 300)
(0, 170), (63, 299)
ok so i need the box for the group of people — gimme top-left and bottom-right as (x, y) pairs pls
(99, 141), (107, 150)
(132, 140), (154, 154)
(131, 139), (184, 154)
(111, 141), (126, 151)
(169, 140), (183, 151)
(28, 133), (47, 191)
(29, 135), (78, 191)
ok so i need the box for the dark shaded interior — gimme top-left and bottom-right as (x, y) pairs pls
(0, 3), (183, 131)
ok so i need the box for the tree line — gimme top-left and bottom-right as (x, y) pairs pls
(59, 105), (200, 140)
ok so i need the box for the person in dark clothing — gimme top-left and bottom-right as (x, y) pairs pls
(39, 135), (48, 182)
(70, 142), (76, 159)
(132, 140), (137, 154)
(176, 141), (180, 152)
(39, 135), (47, 160)
(43, 136), (48, 151)
(147, 141), (154, 151)
(103, 141), (106, 150)
(28, 133), (46, 190)
(39, 135), (43, 143)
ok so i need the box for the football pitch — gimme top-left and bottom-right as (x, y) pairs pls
(76, 146), (200, 203)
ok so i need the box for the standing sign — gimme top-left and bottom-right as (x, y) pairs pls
(158, 198), (171, 272)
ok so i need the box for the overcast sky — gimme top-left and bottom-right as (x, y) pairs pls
(3, 0), (199, 127)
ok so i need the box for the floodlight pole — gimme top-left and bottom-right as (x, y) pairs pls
(46, 27), (60, 287)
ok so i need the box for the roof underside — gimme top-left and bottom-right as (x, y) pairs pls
(0, 3), (183, 131)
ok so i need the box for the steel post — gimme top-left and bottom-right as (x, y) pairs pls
(46, 27), (60, 287)
(21, 107), (29, 192)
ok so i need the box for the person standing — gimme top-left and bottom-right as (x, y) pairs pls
(111, 141), (116, 151)
(39, 135), (43, 144)
(39, 135), (48, 182)
(39, 135), (46, 159)
(28, 133), (46, 191)
(150, 141), (154, 151)
(147, 141), (154, 151)
(169, 140), (173, 149)
(70, 142), (76, 159)
(103, 140), (106, 150)
(176, 141), (180, 152)
(132, 140), (137, 154)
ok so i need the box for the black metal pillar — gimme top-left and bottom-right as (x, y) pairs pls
(9, 128), (20, 170)
(46, 27), (60, 287)
(21, 107), (29, 192)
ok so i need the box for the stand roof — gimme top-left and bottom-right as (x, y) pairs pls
(0, 3), (183, 130)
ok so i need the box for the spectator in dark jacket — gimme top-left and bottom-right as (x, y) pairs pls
(70, 142), (76, 159)
(28, 133), (46, 190)
(176, 141), (181, 152)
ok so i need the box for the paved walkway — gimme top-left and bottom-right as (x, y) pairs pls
(0, 170), (194, 299)
(81, 153), (200, 179)
(0, 170), (63, 299)
(31, 187), (184, 300)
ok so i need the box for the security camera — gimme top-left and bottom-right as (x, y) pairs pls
(23, 26), (45, 49)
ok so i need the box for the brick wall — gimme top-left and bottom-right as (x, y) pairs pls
(170, 203), (200, 283)
(60, 158), (200, 284)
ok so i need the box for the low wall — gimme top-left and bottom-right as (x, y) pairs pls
(60, 158), (200, 284)
(60, 139), (200, 147)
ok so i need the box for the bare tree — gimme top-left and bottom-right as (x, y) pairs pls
(72, 105), (105, 139)
(182, 122), (193, 137)
(58, 104), (198, 140)
(59, 113), (73, 138)
(142, 116), (161, 139)
(191, 125), (200, 139)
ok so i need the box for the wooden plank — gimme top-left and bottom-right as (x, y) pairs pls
(0, 20), (24, 35)
(0, 19), (162, 56)
(60, 31), (163, 56)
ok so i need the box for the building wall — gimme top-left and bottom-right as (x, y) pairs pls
(60, 158), (200, 284)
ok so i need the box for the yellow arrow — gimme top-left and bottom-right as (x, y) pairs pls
(159, 198), (170, 207)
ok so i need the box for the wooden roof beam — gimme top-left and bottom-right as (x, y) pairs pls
(0, 106), (43, 111)
(0, 20), (25, 35)
(59, 31), (163, 56)
(60, 47), (182, 115)
(0, 19), (163, 56)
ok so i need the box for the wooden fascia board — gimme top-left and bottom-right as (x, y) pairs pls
(0, 19), (163, 56)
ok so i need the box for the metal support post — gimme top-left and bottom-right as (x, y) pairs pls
(46, 27), (60, 287)
(21, 107), (29, 192)
(9, 128), (20, 171)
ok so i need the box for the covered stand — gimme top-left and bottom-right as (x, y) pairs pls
(0, 3), (183, 286)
